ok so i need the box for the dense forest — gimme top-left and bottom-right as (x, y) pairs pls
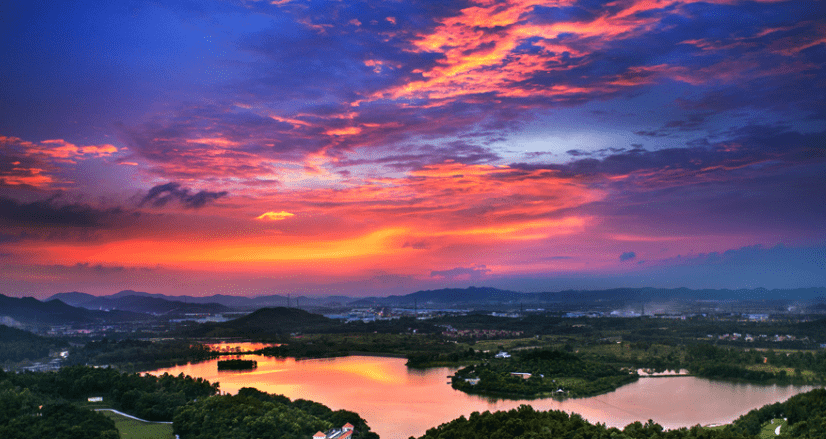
(451, 349), (638, 398)
(414, 404), (750, 439)
(175, 387), (379, 439)
(0, 365), (214, 439)
(0, 365), (379, 439)
(0, 325), (68, 363)
(415, 389), (826, 439)
(69, 338), (219, 372)
(3, 365), (217, 421)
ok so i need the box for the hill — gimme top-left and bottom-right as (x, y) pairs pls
(185, 307), (335, 337)
(80, 295), (228, 316)
(45, 291), (97, 307)
(350, 286), (826, 307)
(0, 324), (68, 362)
(45, 290), (344, 310)
(0, 294), (147, 327)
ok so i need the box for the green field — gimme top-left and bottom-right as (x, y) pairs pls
(758, 418), (787, 439)
(98, 410), (175, 439)
(746, 363), (816, 378)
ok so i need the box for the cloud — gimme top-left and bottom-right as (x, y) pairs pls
(140, 182), (228, 209)
(431, 265), (491, 280)
(620, 251), (637, 261)
(402, 240), (431, 250)
(256, 211), (295, 221)
(0, 136), (122, 188)
(0, 195), (125, 228)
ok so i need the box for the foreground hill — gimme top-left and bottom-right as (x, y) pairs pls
(184, 307), (336, 338)
(415, 388), (826, 439)
(0, 365), (377, 439)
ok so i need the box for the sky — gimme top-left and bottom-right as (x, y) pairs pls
(1, 0), (824, 298)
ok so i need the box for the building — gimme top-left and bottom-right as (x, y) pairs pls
(313, 423), (355, 439)
(510, 372), (532, 379)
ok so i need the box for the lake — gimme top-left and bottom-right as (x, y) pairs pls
(146, 353), (816, 439)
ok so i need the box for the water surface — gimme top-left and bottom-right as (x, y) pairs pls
(147, 354), (815, 439)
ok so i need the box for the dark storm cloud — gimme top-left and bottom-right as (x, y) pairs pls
(0, 195), (125, 228)
(140, 182), (228, 209)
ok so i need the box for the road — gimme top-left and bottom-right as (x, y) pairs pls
(94, 408), (173, 424)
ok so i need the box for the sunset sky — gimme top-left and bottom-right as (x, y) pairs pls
(1, 0), (824, 298)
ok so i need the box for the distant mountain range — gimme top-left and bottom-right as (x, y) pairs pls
(3, 286), (822, 329)
(47, 290), (356, 310)
(44, 286), (826, 312)
(348, 286), (826, 307)
(0, 294), (144, 326)
(46, 291), (230, 315)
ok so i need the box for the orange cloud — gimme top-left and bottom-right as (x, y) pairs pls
(0, 136), (121, 188)
(256, 211), (295, 221)
(325, 126), (363, 136)
(0, 167), (54, 187)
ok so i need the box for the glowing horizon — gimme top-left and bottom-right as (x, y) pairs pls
(1, 0), (824, 298)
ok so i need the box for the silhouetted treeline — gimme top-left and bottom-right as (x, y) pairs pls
(217, 359), (257, 370)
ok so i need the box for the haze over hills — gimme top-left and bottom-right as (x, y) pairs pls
(0, 294), (144, 326)
(47, 290), (355, 310)
(47, 291), (231, 315)
(0, 285), (813, 328)
(41, 286), (826, 311)
(349, 286), (826, 307)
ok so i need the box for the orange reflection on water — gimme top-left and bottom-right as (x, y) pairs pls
(146, 349), (816, 439)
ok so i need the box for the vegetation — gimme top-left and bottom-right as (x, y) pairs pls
(0, 324), (68, 363)
(414, 404), (751, 439)
(0, 393), (120, 439)
(98, 410), (175, 439)
(451, 349), (638, 398)
(255, 331), (473, 366)
(0, 366), (378, 439)
(183, 307), (338, 338)
(684, 344), (826, 384)
(3, 365), (217, 422)
(69, 338), (219, 372)
(174, 387), (379, 439)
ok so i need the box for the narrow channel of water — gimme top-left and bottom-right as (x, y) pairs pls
(146, 354), (816, 439)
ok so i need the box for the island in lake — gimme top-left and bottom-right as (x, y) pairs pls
(217, 358), (258, 370)
(451, 349), (638, 398)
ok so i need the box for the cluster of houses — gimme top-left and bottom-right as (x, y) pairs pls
(313, 423), (354, 439)
(441, 327), (524, 339)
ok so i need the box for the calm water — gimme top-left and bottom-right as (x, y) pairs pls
(147, 354), (816, 439)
